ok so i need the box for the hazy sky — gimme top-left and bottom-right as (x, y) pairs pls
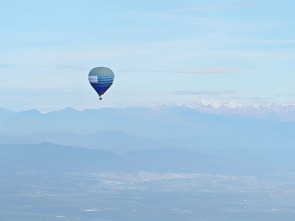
(0, 0), (294, 111)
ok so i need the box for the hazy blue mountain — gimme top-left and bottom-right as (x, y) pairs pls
(0, 131), (32, 144)
(0, 107), (295, 153)
(1, 143), (294, 175)
(0, 108), (14, 121)
(0, 143), (123, 173)
(20, 131), (164, 154)
(0, 107), (239, 137)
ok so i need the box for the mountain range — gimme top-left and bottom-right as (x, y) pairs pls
(0, 106), (294, 154)
(1, 142), (294, 175)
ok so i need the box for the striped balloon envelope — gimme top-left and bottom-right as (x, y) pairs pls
(88, 67), (115, 100)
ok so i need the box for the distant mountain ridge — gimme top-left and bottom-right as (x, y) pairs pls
(0, 106), (295, 153)
(154, 101), (295, 121)
(0, 131), (32, 144)
(0, 142), (122, 173)
(0, 142), (294, 174)
(5, 100), (295, 121)
(18, 131), (162, 154)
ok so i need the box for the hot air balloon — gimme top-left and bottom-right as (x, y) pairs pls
(88, 67), (114, 100)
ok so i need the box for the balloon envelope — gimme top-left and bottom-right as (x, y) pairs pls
(88, 67), (114, 97)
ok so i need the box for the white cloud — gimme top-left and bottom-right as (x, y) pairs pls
(119, 67), (242, 74)
(0, 64), (22, 68)
(242, 40), (295, 44)
(175, 90), (234, 96)
(175, 2), (261, 12)
(183, 66), (241, 74)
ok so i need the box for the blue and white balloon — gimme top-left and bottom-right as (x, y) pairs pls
(88, 67), (114, 100)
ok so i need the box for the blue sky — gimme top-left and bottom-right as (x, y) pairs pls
(0, 0), (294, 111)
